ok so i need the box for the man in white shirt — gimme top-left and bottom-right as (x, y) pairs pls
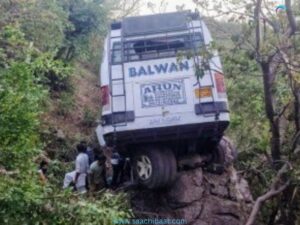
(63, 143), (89, 193)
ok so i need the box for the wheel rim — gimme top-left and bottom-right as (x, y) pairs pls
(136, 155), (152, 180)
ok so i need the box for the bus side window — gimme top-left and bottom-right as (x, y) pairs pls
(111, 42), (122, 64)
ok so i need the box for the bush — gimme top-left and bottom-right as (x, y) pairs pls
(32, 53), (73, 92)
(0, 184), (132, 225)
(45, 192), (133, 225)
(0, 62), (46, 223)
(0, 63), (46, 169)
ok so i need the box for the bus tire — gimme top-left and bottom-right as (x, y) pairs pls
(132, 148), (164, 188)
(161, 148), (177, 187)
(211, 136), (238, 173)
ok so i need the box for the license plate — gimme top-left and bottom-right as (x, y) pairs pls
(141, 79), (187, 108)
(195, 86), (212, 98)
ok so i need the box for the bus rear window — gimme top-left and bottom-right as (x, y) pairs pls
(124, 33), (203, 62)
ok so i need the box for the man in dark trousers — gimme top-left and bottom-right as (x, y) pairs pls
(111, 151), (125, 188)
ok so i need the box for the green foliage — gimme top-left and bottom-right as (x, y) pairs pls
(0, 63), (46, 169)
(0, 46), (131, 225)
(201, 1), (300, 223)
(21, 0), (71, 52)
(46, 192), (132, 225)
(47, 160), (74, 186)
(0, 62), (45, 223)
(57, 0), (109, 68)
(0, 184), (132, 225)
(32, 53), (73, 92)
(1, 0), (110, 69)
(0, 25), (28, 67)
(18, 160), (133, 225)
(224, 49), (269, 152)
(0, 24), (73, 92)
(0, 1), (132, 224)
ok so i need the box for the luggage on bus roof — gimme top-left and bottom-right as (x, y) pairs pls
(122, 11), (195, 37)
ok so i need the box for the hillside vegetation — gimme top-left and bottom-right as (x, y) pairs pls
(0, 0), (132, 224)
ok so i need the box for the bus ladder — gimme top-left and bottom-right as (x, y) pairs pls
(187, 13), (221, 140)
(108, 32), (128, 149)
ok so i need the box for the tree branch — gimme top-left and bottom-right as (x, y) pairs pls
(285, 0), (297, 37)
(246, 181), (289, 225)
(245, 163), (291, 225)
(254, 0), (262, 59)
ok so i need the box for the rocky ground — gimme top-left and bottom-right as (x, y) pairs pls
(130, 166), (253, 225)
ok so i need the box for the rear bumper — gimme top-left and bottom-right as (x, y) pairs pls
(101, 101), (229, 126)
(98, 110), (229, 146)
(104, 120), (229, 146)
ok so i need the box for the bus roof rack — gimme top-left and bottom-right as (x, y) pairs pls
(122, 11), (196, 37)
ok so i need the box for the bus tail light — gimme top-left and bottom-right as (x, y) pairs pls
(100, 85), (110, 106)
(214, 72), (227, 98)
(214, 72), (226, 93)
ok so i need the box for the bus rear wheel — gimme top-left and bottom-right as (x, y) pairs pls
(210, 136), (238, 173)
(133, 147), (177, 189)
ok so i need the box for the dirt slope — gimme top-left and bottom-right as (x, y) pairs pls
(41, 63), (100, 160)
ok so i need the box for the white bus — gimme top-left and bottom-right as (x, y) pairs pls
(96, 11), (230, 188)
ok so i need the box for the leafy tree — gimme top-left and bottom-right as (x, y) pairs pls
(0, 61), (46, 224)
(194, 0), (300, 224)
(20, 0), (71, 52)
(57, 0), (109, 67)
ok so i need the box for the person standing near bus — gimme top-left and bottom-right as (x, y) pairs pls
(89, 155), (107, 192)
(63, 143), (89, 193)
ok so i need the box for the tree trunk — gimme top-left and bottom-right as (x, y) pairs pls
(293, 84), (300, 132)
(261, 62), (281, 161)
(271, 120), (281, 162)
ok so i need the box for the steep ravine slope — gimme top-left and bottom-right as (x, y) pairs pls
(41, 63), (100, 160)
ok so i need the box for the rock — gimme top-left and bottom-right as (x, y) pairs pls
(130, 167), (252, 225)
(167, 169), (204, 206)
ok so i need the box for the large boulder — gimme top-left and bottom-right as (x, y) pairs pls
(130, 166), (252, 225)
